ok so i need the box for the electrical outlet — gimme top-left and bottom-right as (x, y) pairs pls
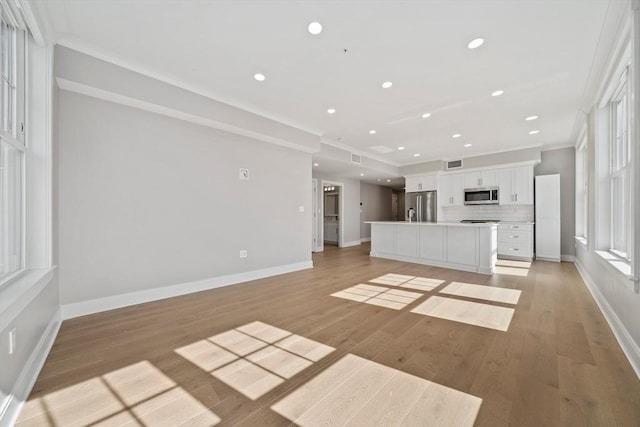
(9, 328), (16, 355)
(239, 250), (248, 258)
(239, 168), (249, 180)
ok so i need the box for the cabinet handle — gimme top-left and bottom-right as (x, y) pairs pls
(512, 248), (519, 251)
(515, 193), (518, 202)
(510, 235), (519, 238)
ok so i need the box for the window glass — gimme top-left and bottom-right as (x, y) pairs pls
(0, 139), (23, 282)
(0, 13), (23, 285)
(609, 80), (630, 260)
(1, 18), (15, 136)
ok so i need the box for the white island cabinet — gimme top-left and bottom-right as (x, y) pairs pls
(366, 222), (498, 275)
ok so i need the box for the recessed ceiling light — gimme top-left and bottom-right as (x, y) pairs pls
(386, 179), (391, 182)
(313, 163), (319, 166)
(398, 146), (405, 150)
(360, 173), (365, 177)
(464, 143), (472, 148)
(369, 130), (377, 134)
(308, 22), (323, 35)
(253, 73), (265, 81)
(421, 113), (431, 119)
(327, 108), (336, 114)
(452, 134), (461, 138)
(413, 153), (421, 157)
(525, 115), (539, 121)
(491, 90), (504, 97)
(467, 38), (484, 49)
(529, 130), (540, 135)
(382, 81), (393, 89)
(377, 179), (382, 181)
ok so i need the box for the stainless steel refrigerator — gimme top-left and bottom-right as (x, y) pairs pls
(405, 191), (437, 222)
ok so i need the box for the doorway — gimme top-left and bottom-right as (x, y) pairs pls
(323, 186), (339, 246)
(391, 192), (398, 221)
(320, 180), (344, 249)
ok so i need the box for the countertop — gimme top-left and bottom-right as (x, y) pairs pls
(365, 221), (498, 228)
(499, 221), (535, 225)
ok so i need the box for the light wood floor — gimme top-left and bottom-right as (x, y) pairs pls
(17, 244), (640, 426)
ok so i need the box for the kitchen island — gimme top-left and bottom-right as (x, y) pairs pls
(365, 221), (498, 275)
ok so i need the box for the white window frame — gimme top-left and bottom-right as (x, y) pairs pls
(0, 8), (26, 287)
(575, 131), (588, 242)
(609, 71), (631, 261)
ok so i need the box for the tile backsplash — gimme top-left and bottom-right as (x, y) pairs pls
(440, 204), (533, 222)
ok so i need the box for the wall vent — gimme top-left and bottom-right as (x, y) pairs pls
(446, 159), (463, 170)
(351, 153), (362, 164)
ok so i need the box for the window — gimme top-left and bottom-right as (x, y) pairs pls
(0, 10), (25, 284)
(575, 133), (587, 240)
(609, 72), (630, 260)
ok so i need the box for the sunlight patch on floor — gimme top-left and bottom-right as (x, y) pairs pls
(17, 361), (220, 427)
(175, 321), (334, 400)
(331, 284), (423, 310)
(495, 259), (531, 276)
(494, 265), (530, 276)
(370, 273), (445, 291)
(271, 354), (482, 426)
(411, 296), (515, 331)
(440, 282), (521, 305)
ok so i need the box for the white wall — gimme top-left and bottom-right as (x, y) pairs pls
(534, 147), (576, 258)
(58, 90), (312, 307)
(360, 182), (393, 239)
(574, 0), (640, 378)
(0, 36), (59, 426)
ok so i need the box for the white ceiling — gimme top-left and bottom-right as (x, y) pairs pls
(36, 0), (613, 183)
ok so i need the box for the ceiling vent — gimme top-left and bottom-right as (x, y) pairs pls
(351, 153), (362, 164)
(446, 159), (463, 170)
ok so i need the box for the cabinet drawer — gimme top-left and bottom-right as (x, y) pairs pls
(498, 230), (531, 243)
(499, 223), (532, 231)
(498, 242), (532, 257)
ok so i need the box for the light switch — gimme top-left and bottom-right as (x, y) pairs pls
(299, 206), (305, 213)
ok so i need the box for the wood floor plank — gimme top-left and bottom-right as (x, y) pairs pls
(16, 244), (640, 427)
(557, 356), (617, 426)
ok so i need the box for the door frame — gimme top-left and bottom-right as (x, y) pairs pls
(320, 180), (344, 249)
(312, 178), (320, 252)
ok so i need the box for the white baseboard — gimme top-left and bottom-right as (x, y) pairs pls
(561, 254), (575, 262)
(62, 261), (313, 320)
(340, 240), (362, 248)
(360, 237), (371, 243)
(0, 308), (62, 427)
(574, 258), (640, 380)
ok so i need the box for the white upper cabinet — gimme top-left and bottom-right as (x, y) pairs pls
(464, 170), (498, 188)
(405, 174), (438, 192)
(439, 173), (464, 206)
(498, 166), (533, 205)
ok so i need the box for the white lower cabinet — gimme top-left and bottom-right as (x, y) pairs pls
(447, 227), (479, 266)
(397, 225), (419, 257)
(419, 225), (446, 261)
(497, 223), (533, 260)
(369, 223), (497, 275)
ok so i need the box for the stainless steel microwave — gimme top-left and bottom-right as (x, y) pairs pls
(464, 187), (499, 205)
